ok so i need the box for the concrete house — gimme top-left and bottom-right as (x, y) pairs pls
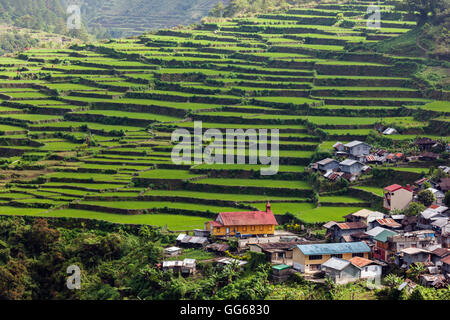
(430, 248), (450, 266)
(373, 229), (398, 262)
(321, 257), (361, 285)
(292, 242), (371, 273)
(383, 184), (413, 211)
(418, 205), (448, 229)
(349, 257), (383, 280)
(316, 158), (340, 172)
(441, 255), (450, 275)
(339, 159), (364, 175)
(343, 140), (371, 159)
(398, 248), (431, 268)
(427, 188), (445, 205)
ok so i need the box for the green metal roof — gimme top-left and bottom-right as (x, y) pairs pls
(373, 229), (397, 243)
(272, 264), (290, 271)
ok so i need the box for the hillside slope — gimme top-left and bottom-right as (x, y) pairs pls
(0, 0), (226, 39)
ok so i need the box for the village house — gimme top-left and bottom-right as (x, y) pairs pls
(349, 256), (383, 280)
(176, 234), (209, 248)
(415, 137), (437, 151)
(442, 255), (450, 275)
(339, 159), (364, 175)
(164, 246), (182, 257)
(437, 178), (450, 194)
(333, 142), (345, 152)
(397, 248), (431, 268)
(426, 188), (445, 205)
(418, 205), (449, 229)
(419, 152), (440, 161)
(430, 248), (450, 266)
(383, 184), (413, 211)
(344, 209), (385, 227)
(316, 158), (340, 172)
(292, 242), (371, 273)
(162, 258), (197, 275)
(343, 141), (371, 161)
(438, 224), (450, 248)
(271, 264), (292, 283)
(373, 230), (437, 262)
(372, 229), (398, 262)
(248, 241), (302, 265)
(321, 257), (361, 284)
(382, 127), (398, 135)
(205, 202), (278, 237)
(324, 221), (367, 242)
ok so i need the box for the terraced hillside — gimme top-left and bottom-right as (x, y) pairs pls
(0, 0), (448, 231)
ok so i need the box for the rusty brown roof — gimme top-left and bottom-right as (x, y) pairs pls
(336, 221), (367, 230)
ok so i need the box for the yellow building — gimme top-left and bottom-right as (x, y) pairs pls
(205, 202), (278, 236)
(292, 242), (371, 273)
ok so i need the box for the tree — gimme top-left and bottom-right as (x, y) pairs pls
(210, 2), (225, 17)
(417, 189), (435, 207)
(445, 191), (450, 207)
(404, 202), (425, 216)
(401, 0), (449, 24)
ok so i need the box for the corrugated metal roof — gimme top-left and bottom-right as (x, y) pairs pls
(376, 218), (402, 228)
(218, 210), (278, 226)
(296, 241), (370, 255)
(373, 229), (397, 242)
(321, 257), (351, 270)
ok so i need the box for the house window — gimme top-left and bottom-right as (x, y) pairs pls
(251, 226), (255, 231)
(310, 264), (321, 271)
(365, 267), (369, 272)
(215, 227), (220, 233)
(352, 252), (364, 257)
(259, 225), (264, 231)
(309, 255), (322, 260)
(242, 226), (247, 232)
(332, 254), (342, 258)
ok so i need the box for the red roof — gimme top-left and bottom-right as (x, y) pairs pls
(209, 221), (223, 227)
(384, 184), (412, 192)
(217, 210), (278, 226)
(336, 222), (367, 230)
(441, 255), (450, 265)
(384, 184), (403, 192)
(349, 257), (377, 268)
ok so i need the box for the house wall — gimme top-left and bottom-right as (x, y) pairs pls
(349, 144), (370, 156)
(206, 223), (275, 236)
(292, 248), (369, 273)
(360, 265), (382, 279)
(403, 253), (430, 266)
(324, 265), (360, 285)
(384, 188), (413, 211)
(319, 161), (339, 171)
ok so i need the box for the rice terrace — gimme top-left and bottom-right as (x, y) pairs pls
(0, 0), (448, 235)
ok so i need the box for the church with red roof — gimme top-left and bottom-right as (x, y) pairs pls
(205, 202), (278, 236)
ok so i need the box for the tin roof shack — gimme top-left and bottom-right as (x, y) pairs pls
(427, 188), (445, 205)
(420, 274), (447, 288)
(397, 248), (431, 268)
(349, 257), (383, 280)
(344, 209), (385, 227)
(418, 205), (449, 229)
(162, 259), (197, 276)
(383, 184), (413, 212)
(415, 137), (437, 151)
(343, 141), (371, 161)
(292, 242), (370, 274)
(430, 248), (450, 266)
(316, 158), (340, 172)
(176, 234), (209, 248)
(325, 221), (367, 242)
(369, 218), (402, 231)
(164, 246), (182, 257)
(205, 243), (230, 255)
(215, 257), (248, 269)
(419, 152), (440, 161)
(272, 264), (292, 283)
(248, 241), (300, 265)
(321, 257), (361, 285)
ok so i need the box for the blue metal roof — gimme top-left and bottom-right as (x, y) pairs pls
(296, 242), (370, 255)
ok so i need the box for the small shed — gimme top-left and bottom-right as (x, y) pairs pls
(272, 264), (292, 283)
(164, 246), (182, 257)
